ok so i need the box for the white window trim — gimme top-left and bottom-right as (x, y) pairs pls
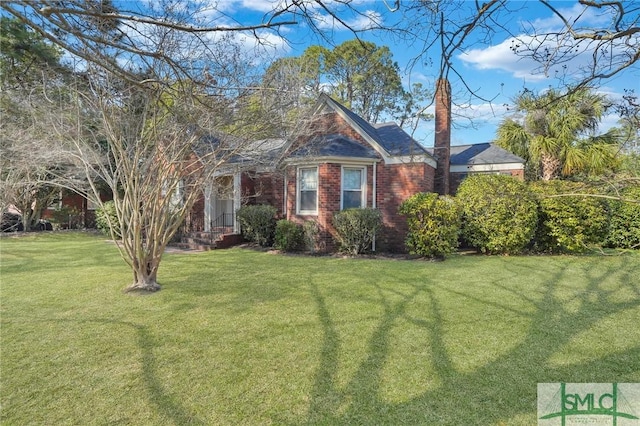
(341, 166), (367, 210)
(297, 166), (318, 215)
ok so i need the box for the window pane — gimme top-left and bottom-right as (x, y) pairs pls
(343, 169), (362, 190)
(300, 190), (317, 211)
(300, 168), (317, 190)
(343, 190), (362, 209)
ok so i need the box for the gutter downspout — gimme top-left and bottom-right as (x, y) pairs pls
(372, 162), (377, 252)
(233, 172), (241, 234)
(283, 171), (287, 219)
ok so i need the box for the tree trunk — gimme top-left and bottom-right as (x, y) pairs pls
(124, 261), (161, 292)
(541, 153), (561, 181)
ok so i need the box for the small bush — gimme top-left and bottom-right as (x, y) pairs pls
(457, 174), (538, 254)
(236, 205), (277, 247)
(607, 185), (640, 249)
(95, 200), (121, 238)
(530, 180), (609, 253)
(399, 192), (460, 258)
(274, 220), (304, 252)
(49, 206), (85, 230)
(332, 208), (382, 255)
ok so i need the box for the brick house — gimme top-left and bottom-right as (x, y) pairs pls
(41, 189), (112, 229)
(192, 80), (524, 252)
(45, 79), (523, 251)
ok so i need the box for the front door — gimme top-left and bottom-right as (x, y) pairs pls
(207, 176), (234, 231)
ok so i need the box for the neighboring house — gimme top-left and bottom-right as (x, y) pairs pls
(41, 189), (112, 228)
(433, 143), (526, 193)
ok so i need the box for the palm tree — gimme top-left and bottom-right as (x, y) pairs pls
(495, 88), (619, 180)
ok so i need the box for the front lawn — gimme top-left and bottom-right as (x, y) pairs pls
(1, 232), (639, 425)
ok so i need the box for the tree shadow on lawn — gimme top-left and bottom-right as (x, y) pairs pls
(4, 316), (206, 426)
(297, 256), (640, 425)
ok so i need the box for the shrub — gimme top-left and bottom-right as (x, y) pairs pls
(457, 174), (538, 254)
(607, 185), (640, 249)
(236, 205), (277, 247)
(399, 192), (460, 258)
(530, 180), (609, 253)
(49, 206), (85, 230)
(332, 208), (382, 255)
(95, 200), (121, 238)
(274, 220), (304, 252)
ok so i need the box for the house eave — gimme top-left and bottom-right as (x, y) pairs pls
(385, 155), (437, 168)
(283, 156), (381, 166)
(450, 162), (525, 173)
(321, 94), (436, 167)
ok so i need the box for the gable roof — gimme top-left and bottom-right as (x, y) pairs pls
(425, 142), (525, 173)
(288, 133), (379, 160)
(373, 122), (429, 156)
(449, 143), (524, 165)
(315, 94), (436, 167)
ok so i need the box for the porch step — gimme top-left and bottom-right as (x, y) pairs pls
(215, 233), (244, 249)
(170, 231), (243, 251)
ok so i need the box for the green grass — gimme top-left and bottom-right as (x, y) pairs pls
(1, 232), (639, 425)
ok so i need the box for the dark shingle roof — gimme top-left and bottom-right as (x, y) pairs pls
(289, 134), (379, 159)
(373, 122), (429, 156)
(449, 143), (524, 165)
(319, 94), (430, 159)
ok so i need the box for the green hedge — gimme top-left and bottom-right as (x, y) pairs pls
(530, 180), (609, 253)
(236, 205), (277, 247)
(274, 220), (304, 252)
(399, 192), (460, 258)
(607, 185), (640, 249)
(333, 208), (382, 255)
(457, 174), (538, 254)
(95, 201), (120, 238)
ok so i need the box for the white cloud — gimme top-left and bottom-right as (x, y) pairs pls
(458, 36), (549, 81)
(311, 9), (383, 31)
(214, 0), (289, 14)
(458, 31), (637, 83)
(525, 3), (613, 33)
(232, 30), (292, 59)
(459, 3), (639, 83)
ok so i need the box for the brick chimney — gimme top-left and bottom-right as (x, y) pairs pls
(434, 78), (451, 195)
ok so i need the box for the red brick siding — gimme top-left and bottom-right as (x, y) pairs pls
(283, 163), (372, 252)
(510, 169), (525, 180)
(282, 160), (435, 253)
(241, 172), (285, 217)
(187, 193), (205, 231)
(376, 162), (435, 252)
(42, 190), (112, 228)
(241, 172), (256, 203)
(434, 79), (452, 195)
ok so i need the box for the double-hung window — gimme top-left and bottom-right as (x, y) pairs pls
(342, 167), (365, 209)
(298, 167), (318, 214)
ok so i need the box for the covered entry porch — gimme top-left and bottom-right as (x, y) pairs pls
(203, 174), (241, 234)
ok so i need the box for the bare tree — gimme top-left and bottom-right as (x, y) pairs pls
(0, 1), (295, 291)
(0, 86), (82, 230)
(48, 73), (261, 292)
(516, 1), (640, 91)
(286, 1), (639, 122)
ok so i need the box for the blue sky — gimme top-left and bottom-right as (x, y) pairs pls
(199, 0), (638, 147)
